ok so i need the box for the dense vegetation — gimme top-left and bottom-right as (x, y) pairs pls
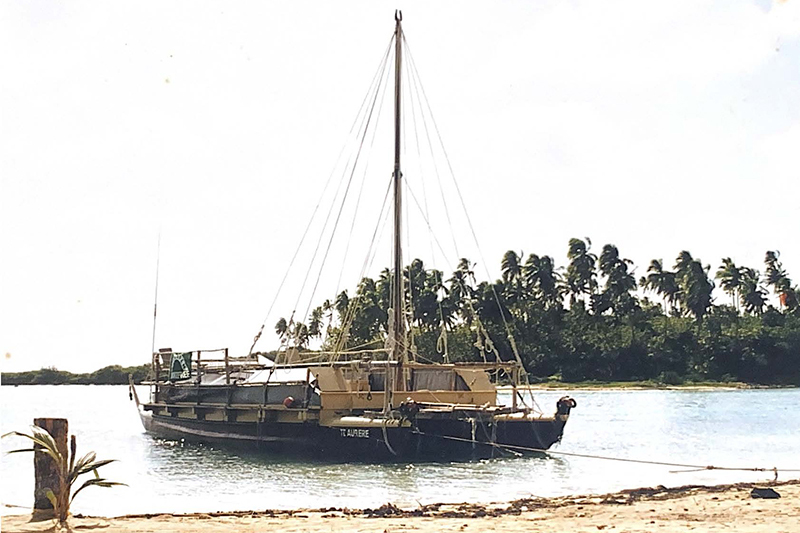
(6, 244), (798, 386)
(2, 364), (151, 386)
(278, 241), (800, 385)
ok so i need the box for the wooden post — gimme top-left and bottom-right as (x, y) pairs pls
(195, 350), (202, 385)
(224, 348), (231, 386)
(511, 366), (518, 411)
(155, 353), (162, 402)
(224, 348), (232, 406)
(32, 418), (68, 514)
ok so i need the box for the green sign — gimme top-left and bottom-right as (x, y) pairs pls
(169, 352), (192, 381)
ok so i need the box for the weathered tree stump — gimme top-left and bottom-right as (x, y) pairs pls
(33, 418), (68, 515)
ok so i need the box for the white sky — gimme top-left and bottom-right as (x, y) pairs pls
(2, 0), (799, 373)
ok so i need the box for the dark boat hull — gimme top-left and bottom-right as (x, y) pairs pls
(139, 409), (568, 461)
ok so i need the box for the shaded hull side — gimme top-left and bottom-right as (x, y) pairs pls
(139, 410), (567, 461)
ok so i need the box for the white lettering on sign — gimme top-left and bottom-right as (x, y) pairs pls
(339, 428), (370, 439)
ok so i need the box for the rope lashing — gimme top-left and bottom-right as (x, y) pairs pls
(507, 333), (521, 365)
(382, 417), (399, 456)
(436, 327), (448, 360)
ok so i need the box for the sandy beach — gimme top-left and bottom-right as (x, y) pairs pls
(3, 479), (797, 533)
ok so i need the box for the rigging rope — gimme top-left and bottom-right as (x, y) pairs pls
(293, 36), (395, 350)
(403, 34), (451, 363)
(401, 45), (460, 358)
(332, 178), (394, 360)
(404, 35), (460, 262)
(404, 178), (415, 360)
(333, 43), (395, 302)
(248, 35), (395, 355)
(404, 37), (529, 385)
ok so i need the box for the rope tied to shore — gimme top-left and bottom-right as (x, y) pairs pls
(410, 430), (800, 480)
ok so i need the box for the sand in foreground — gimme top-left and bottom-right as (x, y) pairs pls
(3, 479), (798, 533)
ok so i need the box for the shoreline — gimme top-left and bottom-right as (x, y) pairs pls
(4, 479), (798, 532)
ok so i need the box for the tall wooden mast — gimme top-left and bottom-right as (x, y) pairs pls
(391, 10), (406, 372)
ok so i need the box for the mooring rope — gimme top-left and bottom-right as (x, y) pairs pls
(410, 429), (800, 478)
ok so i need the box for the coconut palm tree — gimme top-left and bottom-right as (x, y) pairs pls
(376, 268), (392, 318)
(405, 259), (430, 327)
(764, 251), (796, 310)
(639, 259), (679, 315)
(447, 258), (477, 322)
(411, 270), (442, 330)
(347, 277), (384, 348)
(320, 299), (334, 335)
(292, 322), (310, 347)
(308, 307), (324, 338)
(716, 258), (742, 311)
(673, 251), (694, 316)
(739, 267), (768, 315)
(674, 251), (714, 321)
(764, 251), (784, 287)
(501, 250), (523, 285)
(275, 317), (289, 340)
(565, 238), (597, 307)
(596, 244), (637, 316)
(524, 254), (562, 310)
(501, 250), (525, 306)
(674, 251), (693, 281)
(334, 290), (350, 322)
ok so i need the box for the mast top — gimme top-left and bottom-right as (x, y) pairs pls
(395, 10), (402, 22)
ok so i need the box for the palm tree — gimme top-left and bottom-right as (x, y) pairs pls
(674, 251), (714, 321)
(334, 290), (350, 322)
(764, 251), (784, 288)
(764, 251), (796, 310)
(739, 267), (767, 315)
(673, 251), (693, 316)
(308, 307), (324, 338)
(376, 268), (392, 318)
(598, 244), (620, 278)
(716, 258), (742, 311)
(596, 244), (637, 316)
(275, 317), (289, 340)
(565, 238), (597, 307)
(525, 254), (562, 310)
(501, 250), (523, 284)
(640, 259), (679, 315)
(447, 258), (477, 322)
(321, 299), (334, 335)
(348, 277), (384, 348)
(405, 259), (428, 326)
(292, 322), (310, 347)
(674, 251), (693, 281)
(501, 250), (525, 306)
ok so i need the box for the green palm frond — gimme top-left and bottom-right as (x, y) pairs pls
(70, 478), (127, 504)
(4, 427), (64, 465)
(3, 425), (125, 526)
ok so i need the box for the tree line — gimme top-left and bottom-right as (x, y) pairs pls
(277, 239), (800, 385)
(2, 364), (151, 385)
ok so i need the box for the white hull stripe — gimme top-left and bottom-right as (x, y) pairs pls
(142, 413), (294, 443)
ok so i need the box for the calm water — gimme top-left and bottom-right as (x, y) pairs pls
(1, 385), (798, 516)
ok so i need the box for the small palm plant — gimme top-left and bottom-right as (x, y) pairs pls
(3, 425), (125, 528)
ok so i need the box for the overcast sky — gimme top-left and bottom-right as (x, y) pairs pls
(2, 0), (798, 373)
